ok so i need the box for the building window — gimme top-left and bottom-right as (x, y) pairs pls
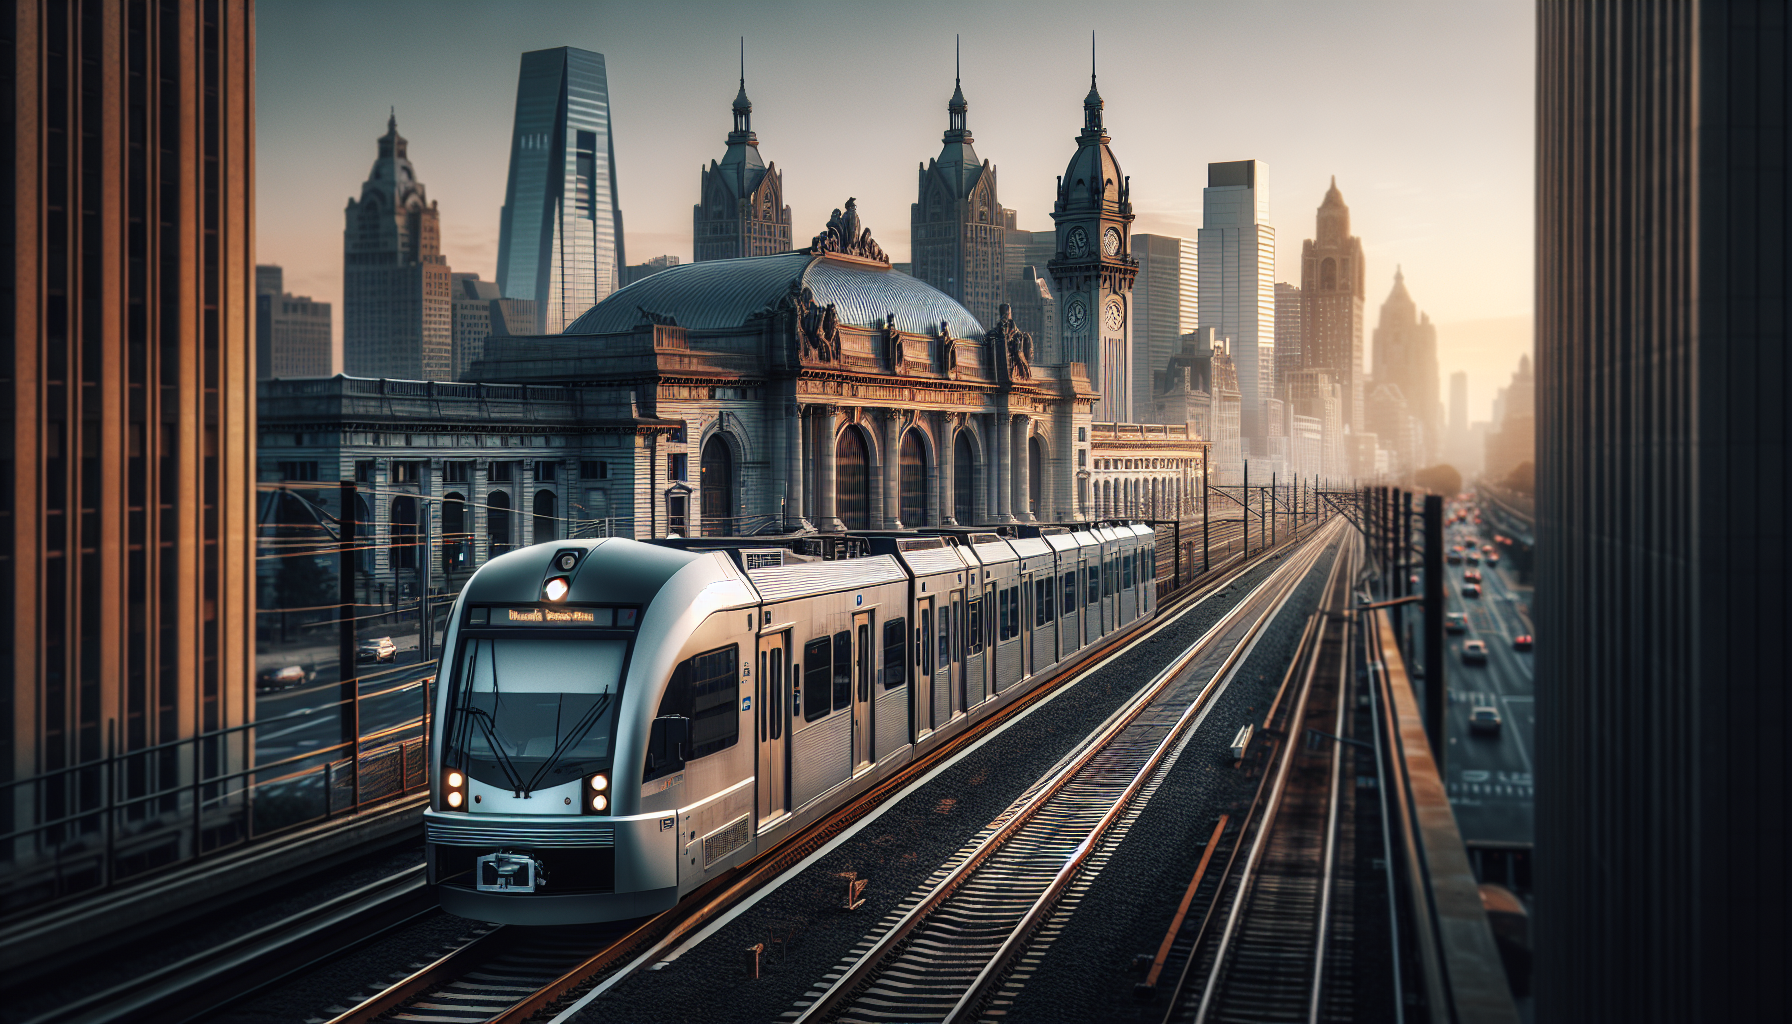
(533, 489), (558, 543)
(669, 453), (688, 481)
(1078, 427), (1087, 442)
(581, 460), (608, 480)
(355, 460), (374, 483)
(276, 461), (319, 482)
(490, 461), (513, 482)
(392, 461), (422, 484)
(1078, 449), (1087, 468)
(444, 461), (471, 484)
(534, 460), (557, 482)
(668, 495), (688, 536)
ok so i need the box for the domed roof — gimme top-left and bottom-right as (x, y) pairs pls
(562, 250), (986, 338)
(1062, 141), (1123, 204)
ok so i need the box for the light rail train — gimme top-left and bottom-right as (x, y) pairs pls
(426, 524), (1163, 924)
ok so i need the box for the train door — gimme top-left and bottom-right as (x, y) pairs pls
(916, 595), (936, 730)
(1103, 551), (1116, 632)
(1019, 572), (1034, 677)
(852, 611), (874, 772)
(983, 580), (997, 701)
(951, 589), (965, 715)
(755, 630), (790, 826)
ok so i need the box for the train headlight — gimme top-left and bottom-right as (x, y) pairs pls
(543, 576), (570, 602)
(447, 790), (463, 808)
(583, 773), (610, 814)
(447, 771), (464, 789)
(590, 774), (608, 792)
(591, 793), (608, 812)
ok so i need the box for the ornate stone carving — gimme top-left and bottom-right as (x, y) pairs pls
(808, 197), (891, 263)
(883, 313), (905, 375)
(792, 284), (840, 362)
(636, 307), (678, 326)
(933, 320), (956, 375)
(986, 302), (1034, 381)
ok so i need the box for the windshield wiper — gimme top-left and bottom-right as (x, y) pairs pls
(458, 704), (527, 794)
(521, 693), (614, 795)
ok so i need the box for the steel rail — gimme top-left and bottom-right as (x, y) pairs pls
(790, 520), (1342, 1024)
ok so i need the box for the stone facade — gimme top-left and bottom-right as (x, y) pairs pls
(1300, 178), (1365, 431)
(1370, 267), (1440, 464)
(911, 71), (1006, 329)
(344, 114), (452, 381)
(693, 67), (792, 262)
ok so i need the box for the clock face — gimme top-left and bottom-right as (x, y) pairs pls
(1104, 298), (1125, 332)
(1065, 300), (1088, 330)
(1066, 227), (1090, 259)
(1102, 227), (1122, 257)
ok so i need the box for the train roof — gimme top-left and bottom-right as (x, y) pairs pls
(1006, 535), (1053, 558)
(967, 533), (1017, 566)
(746, 553), (908, 602)
(459, 537), (716, 608)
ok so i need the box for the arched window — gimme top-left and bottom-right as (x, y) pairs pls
(900, 430), (928, 527)
(1321, 257), (1337, 291)
(1028, 436), (1043, 516)
(836, 427), (871, 530)
(954, 431), (975, 525)
(700, 435), (734, 537)
(488, 491), (512, 555)
(354, 494), (373, 572)
(443, 492), (468, 573)
(534, 489), (558, 544)
(390, 497), (418, 570)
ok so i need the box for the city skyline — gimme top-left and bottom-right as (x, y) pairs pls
(255, 0), (1532, 424)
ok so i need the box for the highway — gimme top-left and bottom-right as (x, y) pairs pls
(1436, 499), (1537, 846)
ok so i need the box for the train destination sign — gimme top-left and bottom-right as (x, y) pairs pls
(505, 607), (599, 625)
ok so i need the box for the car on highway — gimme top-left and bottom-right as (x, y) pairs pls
(1486, 552), (1501, 564)
(1447, 551), (1463, 565)
(1463, 583), (1483, 598)
(357, 636), (397, 663)
(1514, 634), (1534, 651)
(1469, 705), (1503, 734)
(255, 664), (312, 692)
(1482, 544), (1496, 556)
(1462, 639), (1490, 663)
(1465, 552), (1481, 565)
(1446, 611), (1469, 633)
(1464, 569), (1483, 584)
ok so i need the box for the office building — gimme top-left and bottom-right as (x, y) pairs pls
(1484, 354), (1534, 482)
(1128, 234), (1197, 422)
(622, 255), (680, 287)
(1007, 266), (1056, 355)
(1285, 368), (1348, 482)
(343, 113), (453, 381)
(3, 0), (255, 912)
(1449, 369), (1467, 436)
(1198, 160), (1275, 448)
(912, 65), (1006, 330)
(497, 47), (626, 334)
(1274, 282), (1303, 398)
(1004, 228), (1060, 355)
(1299, 178), (1365, 431)
(693, 58), (791, 263)
(1048, 70), (1138, 423)
(256, 265), (333, 378)
(1537, 4), (1792, 1018)
(450, 274), (537, 381)
(1370, 267), (1440, 463)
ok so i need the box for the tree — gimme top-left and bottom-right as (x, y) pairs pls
(1413, 463), (1463, 496)
(1503, 460), (1535, 496)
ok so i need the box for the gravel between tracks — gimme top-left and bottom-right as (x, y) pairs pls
(567, 534), (1334, 1024)
(1000, 540), (1342, 1023)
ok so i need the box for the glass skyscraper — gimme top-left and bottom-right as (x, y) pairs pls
(1128, 234), (1198, 422)
(497, 47), (626, 335)
(1198, 160), (1276, 450)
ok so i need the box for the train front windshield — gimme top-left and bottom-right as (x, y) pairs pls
(446, 637), (626, 792)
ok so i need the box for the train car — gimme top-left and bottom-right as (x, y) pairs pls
(1130, 523), (1160, 619)
(426, 523), (1165, 926)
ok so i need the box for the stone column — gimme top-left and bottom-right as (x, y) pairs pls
(784, 393), (807, 531)
(1013, 415), (1034, 522)
(993, 408), (1013, 523)
(884, 412), (903, 528)
(929, 412), (947, 527)
(817, 405), (841, 531)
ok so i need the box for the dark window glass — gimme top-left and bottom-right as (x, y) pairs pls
(490, 461), (513, 482)
(769, 647), (785, 738)
(1063, 572), (1077, 614)
(832, 629), (852, 711)
(802, 637), (831, 721)
(533, 489), (557, 543)
(445, 461), (471, 483)
(658, 644), (739, 760)
(1087, 564), (1100, 604)
(967, 595), (983, 654)
(1039, 577), (1055, 624)
(919, 607), (933, 676)
(953, 432), (974, 525)
(1124, 552), (1135, 590)
(837, 429), (870, 530)
(581, 460), (608, 480)
(669, 495), (688, 535)
(669, 453), (688, 482)
(937, 606), (951, 668)
(534, 460), (556, 481)
(899, 429), (927, 527)
(882, 619), (906, 691)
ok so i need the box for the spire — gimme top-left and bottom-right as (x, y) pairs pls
(387, 106), (396, 133)
(729, 39), (755, 141)
(945, 35), (970, 139)
(1083, 31), (1105, 133)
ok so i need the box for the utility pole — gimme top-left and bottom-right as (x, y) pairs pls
(1424, 493), (1446, 771)
(1271, 473), (1277, 546)
(1202, 445), (1210, 574)
(1401, 490), (1414, 657)
(1243, 459), (1250, 556)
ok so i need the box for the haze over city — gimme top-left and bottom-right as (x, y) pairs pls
(255, 0), (1534, 420)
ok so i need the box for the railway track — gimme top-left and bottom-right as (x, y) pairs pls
(315, 518), (1336, 1024)
(1153, 528), (1363, 1024)
(783, 519), (1347, 1024)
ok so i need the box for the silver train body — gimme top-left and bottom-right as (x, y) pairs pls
(426, 525), (1160, 925)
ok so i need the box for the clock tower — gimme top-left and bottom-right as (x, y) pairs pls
(1047, 63), (1137, 423)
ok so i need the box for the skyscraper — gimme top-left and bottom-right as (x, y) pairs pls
(912, 55), (1006, 329)
(4, 0), (255, 904)
(1048, 68), (1137, 422)
(693, 50), (790, 263)
(256, 265), (333, 379)
(1449, 370), (1467, 436)
(1274, 282), (1303, 398)
(343, 113), (453, 380)
(1128, 234), (1197, 422)
(497, 47), (626, 334)
(450, 273), (537, 381)
(1300, 178), (1366, 431)
(1537, 4), (1791, 1018)
(1369, 267), (1440, 463)
(1198, 160), (1275, 448)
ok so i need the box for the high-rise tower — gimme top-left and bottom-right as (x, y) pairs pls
(694, 43), (791, 263)
(1299, 177), (1366, 430)
(1047, 54), (1137, 422)
(497, 47), (626, 334)
(1370, 267), (1440, 462)
(1128, 234), (1197, 422)
(1197, 160), (1276, 448)
(343, 113), (453, 380)
(912, 43), (1006, 329)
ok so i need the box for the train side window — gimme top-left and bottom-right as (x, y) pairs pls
(769, 647), (785, 738)
(919, 607), (933, 677)
(937, 606), (950, 668)
(883, 618), (906, 690)
(1062, 572), (1077, 614)
(1000, 587), (1019, 641)
(1087, 564), (1099, 604)
(650, 644), (739, 775)
(967, 595), (983, 654)
(802, 637), (831, 721)
(832, 630), (852, 712)
(1040, 575), (1055, 623)
(1125, 553), (1135, 590)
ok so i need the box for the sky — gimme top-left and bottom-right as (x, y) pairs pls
(256, 0), (1534, 424)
